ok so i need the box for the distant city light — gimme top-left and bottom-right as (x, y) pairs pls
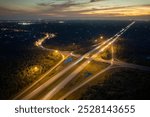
(50, 34), (56, 38)
(59, 21), (64, 24)
(18, 22), (32, 25)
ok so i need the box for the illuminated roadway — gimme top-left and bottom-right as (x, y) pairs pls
(40, 22), (135, 100)
(20, 30), (119, 99)
(21, 21), (134, 99)
(18, 23), (129, 100)
(58, 23), (150, 100)
(59, 58), (150, 100)
(59, 65), (113, 100)
(14, 21), (147, 100)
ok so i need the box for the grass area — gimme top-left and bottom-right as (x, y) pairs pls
(44, 43), (92, 55)
(0, 47), (62, 99)
(79, 68), (150, 100)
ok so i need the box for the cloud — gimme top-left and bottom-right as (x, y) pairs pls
(37, 0), (77, 7)
(90, 0), (107, 2)
(80, 5), (150, 17)
(0, 0), (150, 20)
(37, 3), (52, 7)
(36, 0), (80, 16)
(37, 1), (150, 20)
(0, 7), (24, 15)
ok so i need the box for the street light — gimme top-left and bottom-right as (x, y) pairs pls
(100, 36), (103, 39)
(95, 39), (98, 42)
(55, 50), (58, 53)
(33, 66), (39, 72)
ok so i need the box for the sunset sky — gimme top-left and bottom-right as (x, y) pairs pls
(0, 0), (150, 20)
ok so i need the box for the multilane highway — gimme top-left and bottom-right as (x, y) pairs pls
(40, 21), (135, 100)
(38, 22), (135, 99)
(59, 48), (150, 100)
(14, 21), (149, 100)
(20, 32), (118, 99)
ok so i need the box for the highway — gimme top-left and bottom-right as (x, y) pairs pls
(58, 22), (150, 100)
(58, 65), (113, 100)
(42, 60), (91, 99)
(59, 59), (150, 100)
(20, 24), (128, 100)
(20, 33), (116, 99)
(98, 58), (150, 71)
(40, 21), (135, 100)
(14, 21), (142, 100)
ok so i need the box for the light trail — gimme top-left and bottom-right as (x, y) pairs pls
(41, 21), (135, 100)
(21, 41), (110, 99)
(21, 28), (121, 99)
(58, 65), (113, 100)
(16, 21), (135, 100)
(58, 22), (150, 100)
(42, 60), (90, 100)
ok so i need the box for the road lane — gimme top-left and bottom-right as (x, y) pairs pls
(42, 60), (90, 99)
(58, 65), (113, 100)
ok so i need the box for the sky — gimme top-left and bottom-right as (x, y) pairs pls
(0, 0), (150, 20)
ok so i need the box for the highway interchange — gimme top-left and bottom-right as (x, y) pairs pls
(13, 21), (150, 100)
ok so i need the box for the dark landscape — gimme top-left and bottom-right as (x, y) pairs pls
(0, 20), (150, 100)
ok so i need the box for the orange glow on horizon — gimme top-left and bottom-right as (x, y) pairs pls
(80, 6), (150, 17)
